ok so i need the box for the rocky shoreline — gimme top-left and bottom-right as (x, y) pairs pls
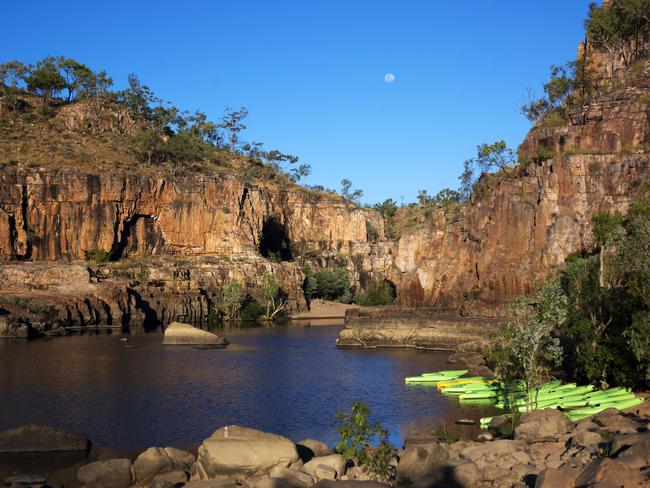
(336, 308), (502, 353)
(1, 400), (648, 488)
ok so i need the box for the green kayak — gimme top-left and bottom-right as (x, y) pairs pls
(566, 397), (644, 421)
(513, 385), (594, 407)
(405, 375), (449, 383)
(558, 389), (632, 409)
(459, 390), (503, 400)
(421, 369), (468, 377)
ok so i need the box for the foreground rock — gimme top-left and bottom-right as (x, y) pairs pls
(297, 439), (335, 461)
(514, 409), (572, 443)
(68, 407), (650, 488)
(193, 425), (299, 479)
(77, 459), (132, 488)
(133, 447), (196, 486)
(163, 322), (229, 347)
(0, 424), (90, 453)
(395, 407), (649, 487)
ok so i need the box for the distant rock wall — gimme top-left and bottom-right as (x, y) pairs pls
(383, 66), (650, 312)
(0, 64), (648, 329)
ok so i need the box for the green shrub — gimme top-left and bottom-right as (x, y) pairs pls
(239, 298), (265, 322)
(222, 278), (245, 320)
(137, 264), (150, 281)
(535, 146), (555, 162)
(334, 401), (396, 484)
(304, 267), (352, 302)
(355, 280), (396, 306)
(540, 112), (566, 128)
(588, 161), (602, 173)
(83, 248), (110, 263)
(207, 306), (222, 328)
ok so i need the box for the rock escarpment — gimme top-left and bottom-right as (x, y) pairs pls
(0, 171), (382, 331)
(1, 63), (649, 331)
(383, 61), (650, 312)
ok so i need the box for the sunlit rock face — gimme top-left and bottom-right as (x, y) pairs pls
(0, 171), (384, 328)
(0, 171), (382, 261)
(384, 61), (650, 312)
(0, 62), (648, 323)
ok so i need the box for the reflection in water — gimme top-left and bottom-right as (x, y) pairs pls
(0, 326), (495, 452)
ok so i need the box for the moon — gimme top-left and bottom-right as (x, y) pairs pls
(384, 73), (396, 84)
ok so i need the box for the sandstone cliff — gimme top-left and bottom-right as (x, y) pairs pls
(0, 58), (648, 333)
(0, 167), (384, 330)
(381, 60), (650, 313)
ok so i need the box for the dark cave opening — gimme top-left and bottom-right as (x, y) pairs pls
(259, 217), (293, 261)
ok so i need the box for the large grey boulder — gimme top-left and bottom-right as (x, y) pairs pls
(514, 409), (571, 443)
(163, 322), (229, 346)
(302, 454), (345, 480)
(574, 457), (645, 487)
(270, 466), (316, 487)
(77, 459), (132, 488)
(193, 425), (299, 479)
(396, 443), (451, 487)
(133, 447), (195, 486)
(0, 424), (90, 452)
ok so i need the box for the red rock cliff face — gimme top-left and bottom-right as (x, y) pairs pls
(0, 171), (383, 329)
(0, 64), (648, 328)
(0, 171), (381, 261)
(385, 63), (650, 312)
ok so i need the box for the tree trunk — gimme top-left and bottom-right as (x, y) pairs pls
(599, 246), (605, 288)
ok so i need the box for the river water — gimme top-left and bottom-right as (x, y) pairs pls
(0, 324), (495, 452)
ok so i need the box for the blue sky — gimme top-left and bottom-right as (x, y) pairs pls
(1, 0), (594, 204)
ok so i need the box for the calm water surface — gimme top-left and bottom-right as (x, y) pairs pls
(0, 325), (494, 451)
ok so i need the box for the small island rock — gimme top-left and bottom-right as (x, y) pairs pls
(162, 322), (228, 347)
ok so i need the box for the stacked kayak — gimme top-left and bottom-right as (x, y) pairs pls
(479, 384), (644, 428)
(404, 369), (469, 384)
(404, 370), (644, 426)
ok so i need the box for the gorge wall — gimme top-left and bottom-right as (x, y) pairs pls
(385, 61), (650, 312)
(1, 62), (649, 332)
(0, 171), (384, 330)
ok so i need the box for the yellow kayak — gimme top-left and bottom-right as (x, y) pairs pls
(436, 377), (496, 389)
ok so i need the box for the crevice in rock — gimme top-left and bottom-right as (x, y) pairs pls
(110, 214), (164, 260)
(19, 184), (32, 260)
(127, 288), (158, 331)
(236, 186), (249, 226)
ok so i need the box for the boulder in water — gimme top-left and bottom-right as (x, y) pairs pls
(162, 322), (228, 347)
(0, 424), (90, 453)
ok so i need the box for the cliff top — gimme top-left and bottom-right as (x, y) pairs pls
(0, 75), (345, 202)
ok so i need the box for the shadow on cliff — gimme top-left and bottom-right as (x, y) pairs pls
(126, 288), (159, 331)
(259, 217), (292, 261)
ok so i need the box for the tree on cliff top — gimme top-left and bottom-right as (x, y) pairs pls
(459, 141), (517, 200)
(586, 0), (650, 68)
(341, 179), (363, 204)
(24, 57), (66, 110)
